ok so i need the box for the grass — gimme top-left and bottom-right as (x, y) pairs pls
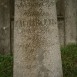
(0, 44), (77, 77)
(0, 54), (13, 77)
(61, 44), (77, 77)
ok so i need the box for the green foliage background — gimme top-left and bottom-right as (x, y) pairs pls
(61, 44), (77, 77)
(0, 54), (13, 77)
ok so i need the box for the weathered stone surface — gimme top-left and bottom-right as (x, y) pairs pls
(58, 20), (65, 46)
(14, 0), (63, 77)
(64, 0), (77, 44)
(0, 0), (10, 54)
(56, 0), (65, 46)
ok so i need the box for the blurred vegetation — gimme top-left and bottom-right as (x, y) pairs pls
(0, 44), (77, 77)
(0, 54), (13, 77)
(61, 44), (77, 77)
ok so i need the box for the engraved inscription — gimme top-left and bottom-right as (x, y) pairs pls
(15, 0), (55, 8)
(16, 18), (56, 28)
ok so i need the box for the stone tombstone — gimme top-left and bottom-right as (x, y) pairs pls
(64, 0), (77, 44)
(0, 0), (10, 54)
(14, 0), (63, 77)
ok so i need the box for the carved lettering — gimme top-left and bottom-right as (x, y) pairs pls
(15, 0), (55, 8)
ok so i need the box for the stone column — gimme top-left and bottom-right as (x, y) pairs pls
(0, 0), (10, 54)
(64, 0), (77, 44)
(14, 0), (63, 77)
